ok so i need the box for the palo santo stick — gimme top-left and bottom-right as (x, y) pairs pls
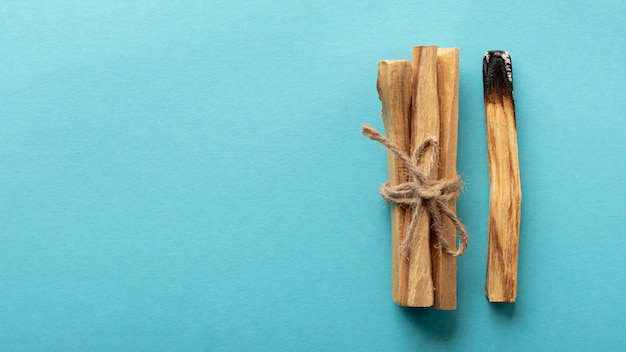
(483, 51), (522, 302)
(432, 48), (460, 310)
(376, 60), (413, 306)
(405, 45), (440, 307)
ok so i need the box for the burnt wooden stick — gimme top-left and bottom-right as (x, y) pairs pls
(483, 51), (522, 303)
(406, 45), (439, 307)
(432, 48), (460, 310)
(376, 60), (413, 306)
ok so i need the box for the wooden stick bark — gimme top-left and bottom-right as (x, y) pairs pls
(432, 48), (460, 310)
(483, 51), (522, 303)
(376, 60), (413, 306)
(405, 45), (440, 307)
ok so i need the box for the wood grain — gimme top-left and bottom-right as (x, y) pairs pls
(376, 60), (413, 306)
(405, 45), (440, 307)
(483, 51), (522, 303)
(432, 48), (460, 310)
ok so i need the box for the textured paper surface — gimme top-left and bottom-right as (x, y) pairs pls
(0, 1), (625, 351)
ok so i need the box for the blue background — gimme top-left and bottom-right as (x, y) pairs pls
(1, 1), (625, 351)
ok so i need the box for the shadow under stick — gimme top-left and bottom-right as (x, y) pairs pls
(376, 60), (413, 306)
(483, 51), (522, 303)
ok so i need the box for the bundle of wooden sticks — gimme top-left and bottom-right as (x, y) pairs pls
(365, 46), (463, 309)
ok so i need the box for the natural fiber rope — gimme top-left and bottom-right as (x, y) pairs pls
(362, 124), (468, 258)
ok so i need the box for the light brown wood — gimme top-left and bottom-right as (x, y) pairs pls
(483, 51), (522, 302)
(432, 48), (460, 310)
(405, 45), (440, 307)
(376, 60), (413, 306)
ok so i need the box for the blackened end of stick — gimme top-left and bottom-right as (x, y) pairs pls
(483, 51), (513, 103)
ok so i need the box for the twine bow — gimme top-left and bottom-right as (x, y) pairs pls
(362, 124), (468, 258)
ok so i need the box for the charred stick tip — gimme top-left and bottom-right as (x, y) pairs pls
(483, 50), (514, 102)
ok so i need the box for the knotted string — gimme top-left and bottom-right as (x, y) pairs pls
(362, 124), (468, 258)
